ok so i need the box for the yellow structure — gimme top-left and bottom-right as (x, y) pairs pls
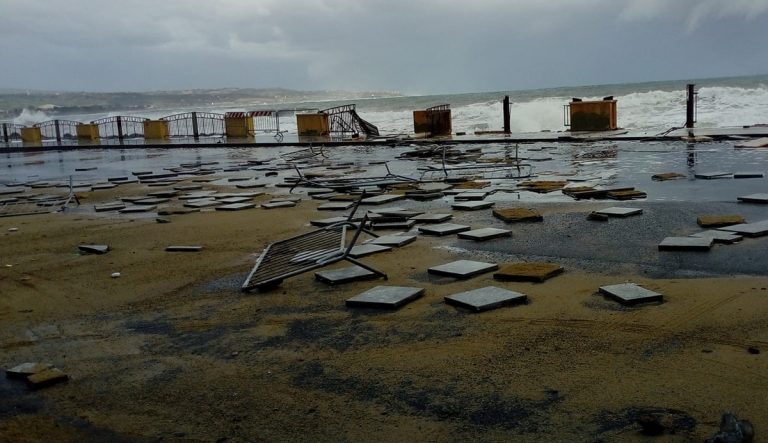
(413, 109), (452, 136)
(20, 127), (42, 143)
(143, 120), (170, 140)
(76, 123), (100, 141)
(569, 99), (617, 131)
(296, 113), (330, 136)
(224, 114), (255, 138)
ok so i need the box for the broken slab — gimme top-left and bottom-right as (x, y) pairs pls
(183, 199), (221, 209)
(26, 368), (69, 389)
(119, 205), (157, 213)
(733, 172), (764, 179)
(418, 223), (471, 236)
(78, 244), (109, 255)
(690, 230), (743, 244)
(454, 191), (490, 201)
(658, 236), (713, 251)
(428, 260), (499, 279)
(372, 220), (416, 230)
(410, 213), (453, 224)
(445, 286), (527, 312)
(594, 207), (643, 218)
(147, 190), (179, 198)
(310, 216), (351, 227)
(452, 201), (495, 211)
(652, 172), (686, 181)
(315, 265), (379, 285)
(697, 215), (745, 228)
(5, 362), (53, 379)
(165, 246), (203, 252)
(261, 201), (297, 209)
(134, 197), (171, 205)
(91, 183), (118, 191)
(348, 244), (392, 258)
(493, 208), (543, 223)
(361, 194), (405, 205)
(735, 137), (768, 148)
(694, 171), (732, 179)
(369, 234), (417, 247)
(215, 203), (256, 211)
(599, 283), (663, 305)
(371, 208), (424, 218)
(737, 193), (768, 204)
(718, 220), (768, 237)
(457, 228), (511, 241)
(217, 197), (253, 204)
(493, 262), (564, 282)
(174, 184), (204, 191)
(94, 203), (126, 212)
(345, 285), (424, 309)
(235, 181), (267, 189)
(318, 201), (354, 211)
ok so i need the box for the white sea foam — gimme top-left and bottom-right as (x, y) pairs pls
(13, 109), (51, 126)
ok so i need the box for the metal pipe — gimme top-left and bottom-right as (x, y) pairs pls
(116, 116), (124, 142)
(191, 112), (199, 140)
(2, 123), (8, 143)
(686, 84), (696, 129)
(503, 95), (511, 133)
(54, 119), (62, 143)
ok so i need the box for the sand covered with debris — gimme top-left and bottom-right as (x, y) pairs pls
(2, 188), (768, 441)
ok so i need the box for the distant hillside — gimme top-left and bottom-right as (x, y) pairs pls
(0, 88), (401, 119)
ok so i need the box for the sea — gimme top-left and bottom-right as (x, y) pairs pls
(10, 74), (768, 135)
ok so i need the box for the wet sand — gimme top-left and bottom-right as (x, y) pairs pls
(1, 179), (768, 441)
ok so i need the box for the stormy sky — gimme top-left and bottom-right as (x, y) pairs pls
(1, 0), (767, 94)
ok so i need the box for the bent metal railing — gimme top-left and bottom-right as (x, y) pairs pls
(1, 122), (25, 142)
(92, 116), (148, 139)
(34, 120), (80, 141)
(161, 112), (225, 138)
(321, 104), (379, 138)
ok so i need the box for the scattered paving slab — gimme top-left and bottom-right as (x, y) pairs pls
(690, 230), (743, 244)
(734, 172), (764, 179)
(217, 197), (253, 204)
(156, 217), (171, 224)
(445, 286), (527, 312)
(718, 220), (768, 237)
(270, 196), (302, 203)
(78, 244), (109, 255)
(348, 244), (392, 258)
(454, 191), (490, 201)
(165, 245), (203, 252)
(457, 228), (511, 241)
(318, 201), (354, 211)
(587, 211), (609, 221)
(315, 265), (379, 285)
(493, 208), (543, 222)
(493, 262), (564, 282)
(737, 193), (768, 204)
(147, 190), (179, 198)
(370, 234), (417, 247)
(25, 368), (69, 389)
(410, 213), (453, 224)
(179, 191), (218, 200)
(658, 236), (713, 251)
(215, 203), (256, 211)
(134, 197), (171, 205)
(594, 207), (643, 218)
(428, 260), (499, 279)
(6, 362), (53, 379)
(371, 208), (424, 218)
(174, 184), (204, 191)
(119, 205), (157, 213)
(652, 172), (686, 181)
(158, 207), (200, 216)
(407, 191), (444, 201)
(94, 203), (126, 212)
(599, 283), (663, 305)
(184, 199), (221, 209)
(372, 220), (416, 230)
(418, 223), (471, 236)
(345, 285), (424, 309)
(91, 183), (118, 191)
(452, 201), (495, 211)
(261, 201), (297, 209)
(110, 178), (139, 185)
(310, 216), (350, 227)
(695, 171), (733, 179)
(361, 194), (405, 205)
(697, 215), (745, 228)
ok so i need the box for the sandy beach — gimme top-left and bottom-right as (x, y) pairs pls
(1, 159), (767, 443)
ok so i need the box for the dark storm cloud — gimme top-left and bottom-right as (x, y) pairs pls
(0, 0), (766, 93)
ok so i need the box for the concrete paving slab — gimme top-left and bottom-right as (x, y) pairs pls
(493, 208), (543, 222)
(165, 245), (203, 252)
(445, 286), (527, 312)
(261, 201), (297, 209)
(494, 262), (564, 282)
(134, 197), (171, 205)
(697, 215), (745, 227)
(315, 266), (379, 285)
(372, 220), (416, 230)
(184, 199), (221, 208)
(78, 244), (109, 255)
(94, 203), (126, 212)
(454, 191), (490, 201)
(26, 368), (69, 389)
(119, 205), (157, 213)
(215, 203), (256, 211)
(457, 228), (512, 241)
(371, 208), (424, 218)
(418, 223), (471, 236)
(452, 201), (495, 211)
(345, 285), (424, 309)
(147, 190), (179, 198)
(348, 244), (392, 258)
(91, 183), (118, 191)
(217, 197), (253, 204)
(407, 191), (444, 201)
(734, 172), (764, 178)
(694, 171), (733, 179)
(310, 216), (350, 227)
(5, 362), (53, 379)
(318, 201), (354, 211)
(658, 236), (714, 251)
(428, 260), (499, 279)
(737, 193), (768, 204)
(174, 184), (204, 191)
(599, 283), (663, 305)
(179, 191), (218, 200)
(690, 230), (743, 244)
(594, 207), (643, 217)
(236, 181), (267, 189)
(410, 213), (453, 224)
(718, 220), (768, 237)
(361, 194), (405, 205)
(370, 234), (417, 247)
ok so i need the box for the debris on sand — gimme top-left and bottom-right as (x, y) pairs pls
(706, 412), (754, 443)
(652, 172), (686, 181)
